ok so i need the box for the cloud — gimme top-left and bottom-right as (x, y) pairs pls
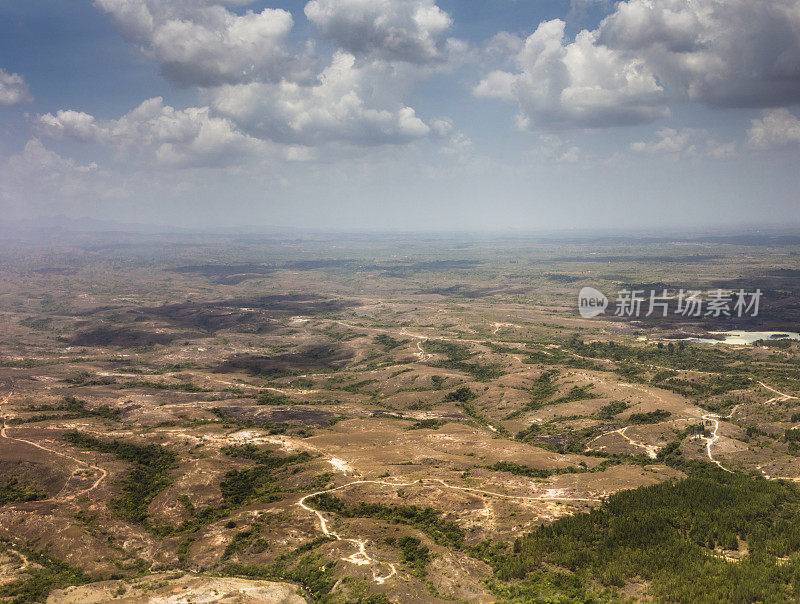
(35, 59), (442, 166)
(534, 134), (581, 163)
(304, 0), (453, 64)
(0, 68), (33, 106)
(35, 97), (268, 168)
(0, 139), (107, 214)
(91, 1), (456, 153)
(430, 118), (472, 155)
(477, 0), (800, 130)
(599, 0), (800, 108)
(94, 0), (297, 86)
(747, 108), (800, 149)
(6, 138), (97, 176)
(630, 127), (737, 158)
(474, 19), (666, 130)
(208, 52), (432, 146)
(630, 128), (699, 155)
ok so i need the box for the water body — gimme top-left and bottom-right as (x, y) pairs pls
(685, 331), (800, 345)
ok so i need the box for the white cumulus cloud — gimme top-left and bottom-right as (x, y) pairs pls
(474, 19), (666, 130)
(35, 97), (268, 168)
(747, 108), (800, 149)
(0, 68), (33, 106)
(94, 0), (297, 86)
(208, 52), (433, 146)
(631, 127), (737, 158)
(305, 0), (453, 64)
(599, 0), (800, 108)
(0, 139), (108, 215)
(477, 0), (800, 130)
(630, 128), (700, 155)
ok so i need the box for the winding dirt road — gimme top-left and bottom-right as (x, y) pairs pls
(297, 475), (600, 584)
(0, 393), (107, 503)
(415, 339), (432, 363)
(700, 385), (793, 474)
(699, 414), (733, 473)
(297, 480), (418, 584)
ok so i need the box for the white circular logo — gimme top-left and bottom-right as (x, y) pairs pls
(578, 287), (608, 319)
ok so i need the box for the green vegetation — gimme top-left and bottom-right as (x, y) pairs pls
(172, 445), (313, 535)
(785, 428), (800, 442)
(487, 466), (800, 603)
(64, 371), (116, 386)
(661, 374), (753, 398)
(560, 336), (786, 397)
(488, 458), (630, 479)
(457, 362), (505, 381)
(424, 340), (473, 361)
(375, 334), (409, 351)
(398, 535), (430, 577)
(425, 340), (504, 381)
(62, 431), (176, 526)
(219, 466), (283, 506)
(550, 385), (599, 405)
(10, 396), (120, 425)
(210, 408), (310, 436)
(0, 475), (46, 505)
(566, 336), (724, 372)
(123, 380), (210, 392)
(332, 378), (378, 393)
(488, 461), (561, 479)
(444, 386), (476, 403)
(504, 371), (559, 419)
(406, 419), (447, 430)
(443, 386), (508, 434)
(225, 537), (338, 600)
(222, 524), (263, 560)
(20, 316), (53, 331)
(306, 494), (464, 548)
(543, 273), (582, 284)
(596, 400), (630, 419)
(256, 390), (290, 405)
(327, 577), (392, 604)
(755, 338), (795, 348)
(221, 443), (312, 467)
(628, 409), (672, 424)
(0, 542), (91, 603)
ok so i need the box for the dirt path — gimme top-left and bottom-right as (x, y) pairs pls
(758, 381), (798, 404)
(699, 385), (790, 474)
(297, 475), (600, 584)
(0, 393), (107, 503)
(587, 424), (672, 459)
(297, 480), (418, 584)
(699, 414), (732, 473)
(491, 322), (517, 335)
(428, 479), (601, 503)
(415, 339), (432, 363)
(617, 427), (659, 459)
(398, 330), (432, 363)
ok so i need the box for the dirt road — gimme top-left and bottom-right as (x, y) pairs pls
(0, 393), (107, 503)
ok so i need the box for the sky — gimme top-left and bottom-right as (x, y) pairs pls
(1, 0), (800, 232)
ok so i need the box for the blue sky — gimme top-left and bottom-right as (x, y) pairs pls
(1, 0), (799, 231)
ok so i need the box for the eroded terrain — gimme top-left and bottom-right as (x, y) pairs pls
(2, 232), (800, 602)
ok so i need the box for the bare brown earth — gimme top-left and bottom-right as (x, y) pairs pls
(0, 232), (799, 602)
(47, 573), (306, 603)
